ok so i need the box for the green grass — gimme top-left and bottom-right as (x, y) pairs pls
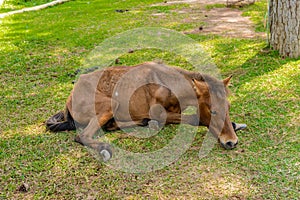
(1, 0), (299, 199)
(205, 3), (226, 10)
(241, 0), (268, 32)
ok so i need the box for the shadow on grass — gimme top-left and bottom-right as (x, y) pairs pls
(1, 125), (257, 199)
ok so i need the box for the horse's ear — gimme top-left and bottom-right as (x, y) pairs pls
(192, 79), (207, 97)
(223, 75), (232, 87)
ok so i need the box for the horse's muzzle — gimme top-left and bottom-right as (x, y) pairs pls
(221, 140), (238, 150)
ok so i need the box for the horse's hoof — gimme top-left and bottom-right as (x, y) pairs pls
(233, 123), (247, 132)
(100, 149), (111, 162)
(148, 120), (160, 131)
(98, 144), (112, 162)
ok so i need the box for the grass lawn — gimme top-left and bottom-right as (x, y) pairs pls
(0, 0), (299, 199)
(0, 0), (54, 13)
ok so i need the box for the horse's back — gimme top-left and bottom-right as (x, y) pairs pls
(67, 62), (195, 124)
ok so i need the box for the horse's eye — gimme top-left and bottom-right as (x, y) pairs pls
(210, 110), (217, 115)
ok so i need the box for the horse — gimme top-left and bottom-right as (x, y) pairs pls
(46, 62), (238, 161)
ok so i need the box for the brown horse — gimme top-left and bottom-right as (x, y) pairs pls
(46, 62), (238, 161)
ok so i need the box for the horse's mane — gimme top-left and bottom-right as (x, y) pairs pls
(174, 67), (230, 96)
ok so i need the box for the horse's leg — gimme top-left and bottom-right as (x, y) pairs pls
(105, 120), (149, 131)
(147, 104), (167, 130)
(149, 105), (199, 129)
(165, 113), (200, 126)
(166, 113), (245, 130)
(75, 98), (118, 161)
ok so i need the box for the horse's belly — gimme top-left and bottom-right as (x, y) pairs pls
(113, 88), (151, 121)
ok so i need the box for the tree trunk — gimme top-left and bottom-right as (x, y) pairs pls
(269, 0), (300, 58)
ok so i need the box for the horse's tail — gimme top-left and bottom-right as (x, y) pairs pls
(46, 109), (76, 132)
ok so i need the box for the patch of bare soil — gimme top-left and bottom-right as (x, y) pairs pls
(186, 7), (265, 38)
(154, 0), (266, 39)
(155, 0), (227, 5)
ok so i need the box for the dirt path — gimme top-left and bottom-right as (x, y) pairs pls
(187, 7), (265, 38)
(0, 0), (69, 19)
(155, 0), (228, 5)
(156, 0), (266, 38)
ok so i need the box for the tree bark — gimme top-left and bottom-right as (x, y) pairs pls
(269, 0), (300, 58)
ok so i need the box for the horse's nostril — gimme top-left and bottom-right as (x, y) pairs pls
(225, 141), (236, 149)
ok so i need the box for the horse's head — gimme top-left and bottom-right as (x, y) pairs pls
(192, 75), (238, 149)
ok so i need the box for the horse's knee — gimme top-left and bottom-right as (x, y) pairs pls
(149, 104), (167, 123)
(74, 134), (84, 145)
